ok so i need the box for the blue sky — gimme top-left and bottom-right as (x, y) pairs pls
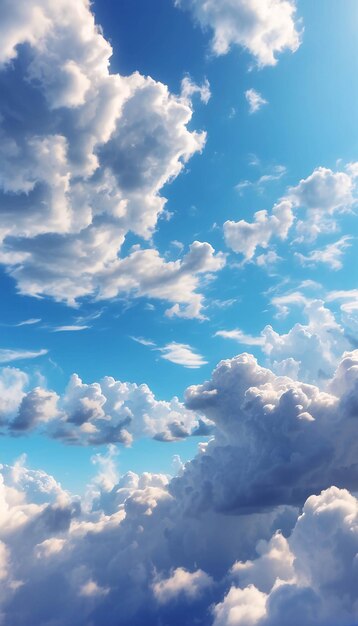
(0, 1), (357, 624)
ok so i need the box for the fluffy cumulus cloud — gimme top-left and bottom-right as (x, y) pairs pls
(216, 298), (353, 383)
(0, 350), (357, 624)
(290, 164), (358, 241)
(0, 0), (224, 318)
(223, 200), (294, 262)
(213, 486), (358, 626)
(175, 0), (301, 66)
(224, 162), (357, 268)
(0, 369), (208, 444)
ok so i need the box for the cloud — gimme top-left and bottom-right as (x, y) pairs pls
(235, 166), (286, 195)
(131, 336), (208, 370)
(0, 348), (48, 364)
(181, 76), (211, 104)
(245, 89), (268, 114)
(213, 486), (358, 626)
(175, 0), (301, 66)
(53, 325), (90, 332)
(0, 0), (224, 318)
(224, 200), (294, 262)
(215, 299), (352, 383)
(158, 342), (208, 369)
(215, 329), (264, 346)
(130, 336), (157, 347)
(294, 236), (352, 270)
(0, 367), (28, 419)
(0, 351), (357, 623)
(14, 319), (41, 327)
(153, 567), (213, 603)
(213, 585), (267, 626)
(0, 369), (204, 444)
(184, 350), (358, 511)
(289, 164), (358, 240)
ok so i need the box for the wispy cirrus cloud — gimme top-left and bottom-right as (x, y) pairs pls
(0, 348), (48, 363)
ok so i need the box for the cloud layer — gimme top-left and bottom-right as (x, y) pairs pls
(0, 350), (357, 624)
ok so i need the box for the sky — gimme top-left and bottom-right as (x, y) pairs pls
(0, 0), (357, 624)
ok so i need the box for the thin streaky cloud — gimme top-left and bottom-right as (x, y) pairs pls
(52, 325), (90, 332)
(0, 348), (48, 363)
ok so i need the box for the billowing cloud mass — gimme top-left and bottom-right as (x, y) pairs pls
(0, 369), (207, 444)
(0, 350), (356, 624)
(0, 0), (225, 318)
(175, 0), (301, 66)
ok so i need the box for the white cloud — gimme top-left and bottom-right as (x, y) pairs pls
(175, 0), (301, 66)
(235, 166), (286, 195)
(153, 567), (213, 603)
(295, 236), (352, 270)
(0, 368), (28, 419)
(215, 299), (352, 383)
(245, 89), (268, 114)
(224, 200), (294, 262)
(213, 584), (267, 626)
(0, 348), (48, 363)
(158, 342), (208, 368)
(181, 76), (211, 104)
(14, 319), (41, 327)
(290, 164), (358, 240)
(130, 336), (157, 347)
(215, 329), (264, 346)
(53, 325), (90, 332)
(0, 0), (224, 318)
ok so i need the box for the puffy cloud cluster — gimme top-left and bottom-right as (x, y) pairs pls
(175, 0), (301, 66)
(0, 369), (205, 444)
(216, 298), (353, 383)
(0, 351), (356, 624)
(290, 164), (358, 241)
(0, 0), (224, 317)
(224, 163), (357, 269)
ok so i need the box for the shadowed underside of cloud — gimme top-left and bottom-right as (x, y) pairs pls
(0, 0), (225, 318)
(0, 351), (356, 624)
